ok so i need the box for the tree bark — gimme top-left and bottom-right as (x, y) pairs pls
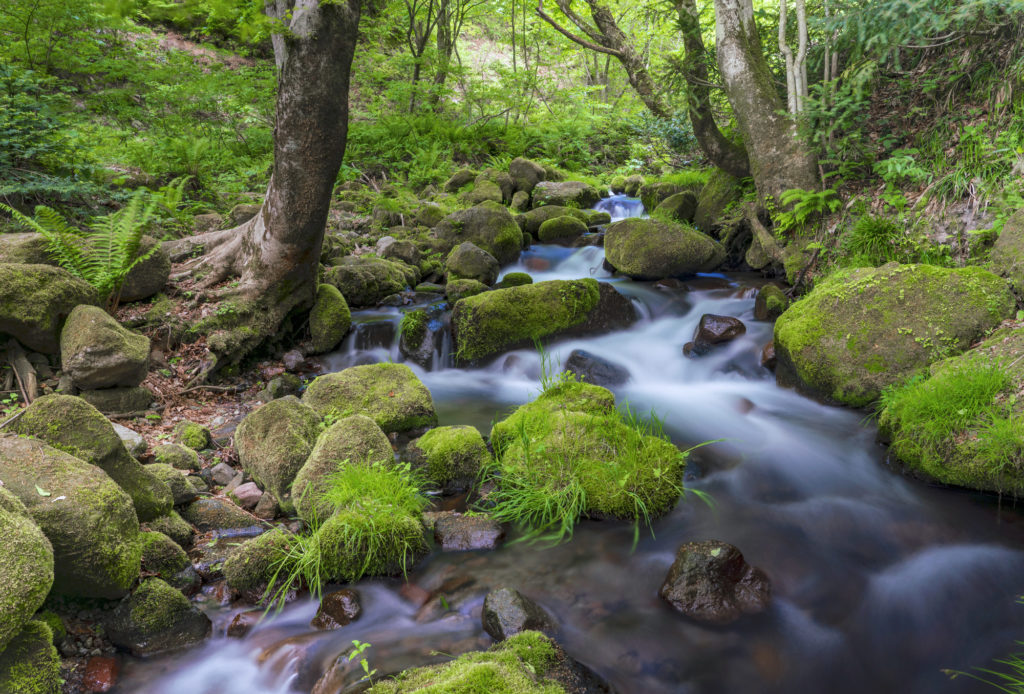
(167, 0), (362, 371)
(713, 0), (819, 204)
(675, 0), (750, 178)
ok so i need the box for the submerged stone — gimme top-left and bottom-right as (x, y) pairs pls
(659, 540), (771, 624)
(311, 589), (362, 630)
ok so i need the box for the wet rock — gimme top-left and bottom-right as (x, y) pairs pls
(0, 263), (99, 354)
(61, 305), (149, 389)
(761, 342), (777, 370)
(564, 349), (630, 387)
(311, 589), (362, 630)
(229, 482), (263, 510)
(210, 462), (237, 486)
(433, 512), (504, 551)
(482, 587), (556, 641)
(180, 498), (260, 534)
(533, 181), (600, 209)
(446, 242), (500, 285)
(226, 611), (261, 638)
(691, 314), (746, 354)
(604, 218), (725, 279)
(753, 285), (789, 321)
(106, 578), (212, 656)
(659, 540), (771, 625)
(82, 655), (120, 693)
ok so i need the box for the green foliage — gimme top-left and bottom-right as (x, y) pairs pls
(774, 188), (842, 236)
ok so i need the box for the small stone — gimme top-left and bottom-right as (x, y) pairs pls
(399, 583), (431, 608)
(311, 589), (362, 630)
(282, 350), (305, 372)
(761, 342), (777, 370)
(694, 314), (746, 346)
(229, 482), (263, 510)
(226, 611), (261, 638)
(659, 540), (771, 625)
(210, 462), (236, 486)
(83, 655), (120, 692)
(173, 420), (212, 451)
(253, 492), (278, 520)
(224, 471), (245, 495)
(433, 513), (504, 552)
(481, 587), (556, 641)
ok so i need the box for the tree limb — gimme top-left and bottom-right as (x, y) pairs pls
(536, 0), (622, 57)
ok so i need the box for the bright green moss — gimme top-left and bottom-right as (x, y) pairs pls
(446, 279), (489, 303)
(32, 612), (63, 644)
(0, 620), (61, 694)
(313, 506), (427, 583)
(401, 310), (429, 351)
(0, 489), (53, 654)
(537, 216), (587, 244)
(127, 577), (191, 633)
(411, 425), (491, 492)
(0, 263), (99, 354)
(153, 443), (201, 471)
(174, 420), (212, 451)
(139, 530), (190, 578)
(310, 283), (352, 354)
(302, 363), (437, 434)
(141, 510), (193, 550)
(223, 528), (296, 592)
(497, 272), (533, 289)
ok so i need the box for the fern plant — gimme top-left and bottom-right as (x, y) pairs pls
(1, 190), (159, 310)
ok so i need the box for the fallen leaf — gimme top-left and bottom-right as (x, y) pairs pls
(35, 485), (51, 497)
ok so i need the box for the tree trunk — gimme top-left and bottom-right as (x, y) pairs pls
(675, 0), (750, 178)
(713, 0), (818, 204)
(167, 0), (362, 372)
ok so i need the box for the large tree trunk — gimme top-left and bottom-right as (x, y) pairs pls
(167, 0), (361, 372)
(675, 0), (750, 178)
(713, 0), (818, 203)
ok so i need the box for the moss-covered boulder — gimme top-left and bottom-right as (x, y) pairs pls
(173, 420), (211, 451)
(879, 326), (1024, 494)
(139, 529), (196, 592)
(532, 181), (600, 209)
(303, 363), (437, 434)
(0, 620), (61, 694)
(446, 242), (500, 285)
(105, 577), (211, 656)
(180, 498), (260, 534)
(451, 279), (637, 362)
(79, 386), (153, 414)
(145, 463), (195, 506)
(222, 527), (295, 594)
(0, 264), (99, 354)
(416, 202), (446, 228)
(490, 381), (685, 522)
(291, 414), (394, 522)
(0, 233), (50, 265)
(0, 489), (53, 655)
(446, 278), (489, 303)
(605, 218), (725, 279)
(753, 285), (789, 321)
(444, 168), (476, 193)
(582, 209), (612, 227)
(0, 434), (141, 598)
(623, 174), (644, 197)
(153, 443), (200, 471)
(639, 182), (685, 213)
(695, 169), (741, 232)
(310, 283), (352, 354)
(774, 263), (1016, 407)
(312, 506), (427, 583)
(991, 208), (1024, 296)
(538, 216), (588, 245)
(142, 510), (193, 550)
(511, 190), (530, 213)
(432, 202), (524, 264)
(496, 272), (533, 289)
(12, 394), (172, 521)
(654, 192), (698, 223)
(461, 179), (504, 206)
(324, 257), (419, 307)
(510, 157), (547, 195)
(517, 206), (589, 238)
(235, 396), (322, 511)
(408, 425), (491, 494)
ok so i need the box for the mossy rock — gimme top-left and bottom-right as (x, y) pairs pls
(451, 279), (637, 362)
(774, 263), (1016, 407)
(432, 202), (524, 264)
(444, 169), (476, 193)
(365, 631), (572, 694)
(416, 202), (447, 228)
(477, 168), (516, 204)
(754, 285), (789, 321)
(408, 425), (492, 494)
(517, 206), (589, 238)
(171, 420), (211, 451)
(153, 443), (201, 471)
(461, 179), (504, 206)
(119, 236), (172, 303)
(990, 208), (1024, 296)
(79, 386), (153, 414)
(142, 510), (193, 550)
(694, 169), (741, 232)
(291, 414), (394, 522)
(497, 272), (533, 289)
(145, 463), (195, 506)
(610, 176), (626, 194)
(310, 283), (352, 354)
(879, 326), (1024, 494)
(0, 620), (61, 694)
(33, 612), (64, 645)
(0, 233), (50, 264)
(446, 242), (500, 285)
(312, 506), (427, 583)
(510, 157), (547, 195)
(0, 434), (141, 598)
(139, 530), (191, 585)
(180, 498), (260, 534)
(324, 257), (419, 307)
(639, 182), (685, 213)
(0, 264), (99, 354)
(510, 190), (531, 213)
(105, 577), (211, 656)
(623, 174), (644, 197)
(532, 181), (600, 209)
(235, 395), (322, 512)
(582, 209), (612, 226)
(0, 489), (54, 655)
(303, 363), (437, 434)
(12, 394), (173, 521)
(604, 218), (726, 279)
(653, 192), (698, 224)
(490, 381), (684, 521)
(222, 528), (295, 593)
(60, 304), (149, 389)
(538, 216), (588, 245)
(446, 279), (489, 303)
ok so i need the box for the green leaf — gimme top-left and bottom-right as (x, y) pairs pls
(35, 485), (51, 497)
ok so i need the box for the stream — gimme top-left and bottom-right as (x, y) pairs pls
(123, 195), (1024, 693)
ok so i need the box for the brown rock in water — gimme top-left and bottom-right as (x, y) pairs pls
(227, 611), (261, 639)
(433, 512), (504, 551)
(481, 587), (556, 641)
(82, 655), (120, 693)
(761, 342), (777, 370)
(696, 314), (746, 344)
(311, 589), (362, 630)
(659, 540), (771, 625)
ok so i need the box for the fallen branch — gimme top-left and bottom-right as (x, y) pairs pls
(6, 339), (38, 404)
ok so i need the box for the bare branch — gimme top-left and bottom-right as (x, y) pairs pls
(536, 0), (622, 57)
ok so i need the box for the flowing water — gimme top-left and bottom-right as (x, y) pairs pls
(125, 195), (1024, 693)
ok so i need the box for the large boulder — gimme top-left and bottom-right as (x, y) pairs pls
(60, 305), (149, 389)
(460, 178), (504, 206)
(105, 577), (211, 656)
(309, 283), (351, 354)
(517, 206), (589, 238)
(432, 202), (524, 264)
(991, 208), (1024, 296)
(538, 215), (588, 245)
(654, 192), (698, 224)
(0, 264), (99, 353)
(407, 425), (491, 494)
(451, 279), (637, 362)
(446, 242), (500, 285)
(604, 218), (726, 279)
(774, 263), (1016, 407)
(291, 414), (394, 522)
(659, 540), (771, 625)
(694, 169), (741, 232)
(303, 363), (437, 433)
(0, 620), (61, 694)
(509, 157), (546, 194)
(879, 326), (1024, 495)
(13, 395), (173, 521)
(532, 181), (600, 209)
(324, 256), (419, 307)
(235, 395), (322, 512)
(0, 434), (141, 598)
(0, 489), (54, 655)
(118, 236), (171, 302)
